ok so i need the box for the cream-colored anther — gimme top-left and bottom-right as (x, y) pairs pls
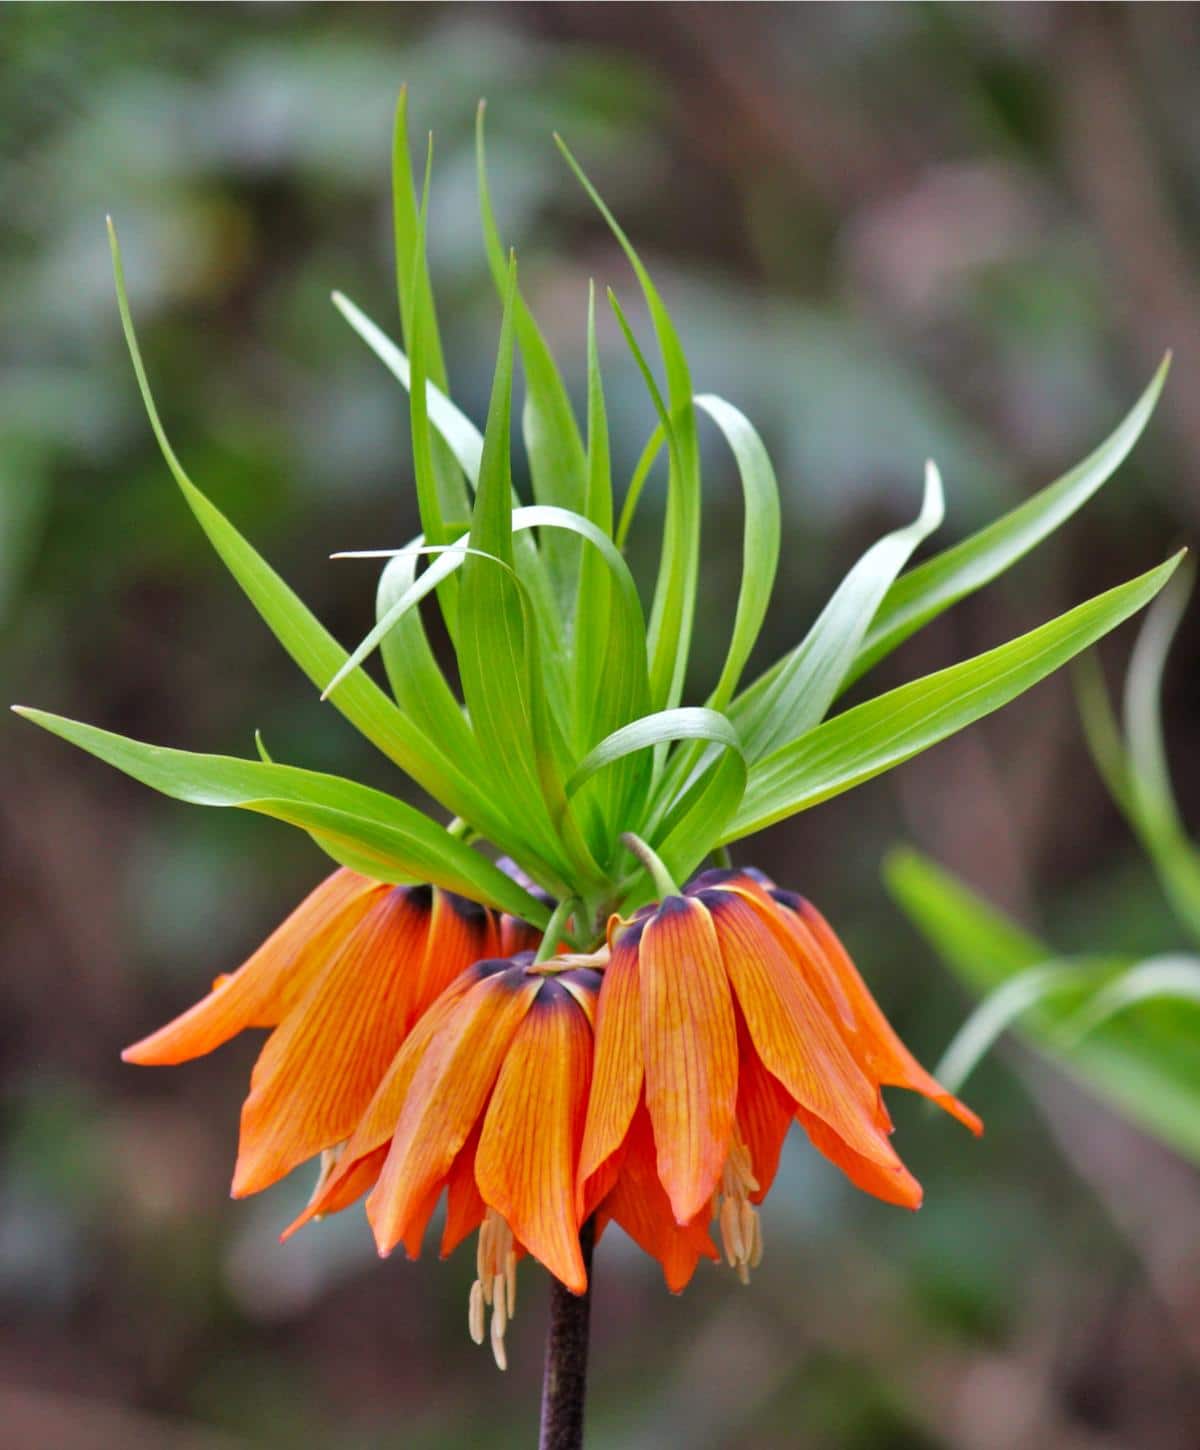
(467, 1208), (518, 1370)
(714, 1134), (763, 1284)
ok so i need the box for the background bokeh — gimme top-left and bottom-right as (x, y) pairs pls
(4, 4), (1199, 1446)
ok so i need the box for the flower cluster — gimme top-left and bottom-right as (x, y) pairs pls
(124, 859), (978, 1366)
(18, 92), (1173, 1377)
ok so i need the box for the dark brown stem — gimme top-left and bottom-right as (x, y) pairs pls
(538, 1217), (595, 1450)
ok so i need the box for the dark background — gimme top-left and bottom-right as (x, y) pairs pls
(4, 5), (1199, 1446)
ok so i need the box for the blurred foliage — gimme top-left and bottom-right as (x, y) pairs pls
(4, 5), (1200, 1448)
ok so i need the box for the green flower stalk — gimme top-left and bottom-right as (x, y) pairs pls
(14, 91), (1181, 1446)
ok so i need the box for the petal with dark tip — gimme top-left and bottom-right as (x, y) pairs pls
(476, 981), (592, 1292)
(771, 892), (982, 1136)
(639, 896), (739, 1224)
(367, 968), (539, 1258)
(702, 889), (904, 1173)
(577, 925), (644, 1207)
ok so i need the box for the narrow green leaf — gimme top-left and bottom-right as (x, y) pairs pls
(1060, 955), (1200, 1047)
(561, 135), (701, 713)
(392, 91), (472, 526)
(14, 708), (548, 923)
(933, 963), (1086, 1093)
(733, 461), (943, 760)
(885, 848), (1200, 1163)
(847, 357), (1170, 687)
(695, 394), (782, 712)
(107, 219), (477, 820)
(728, 554), (1183, 839)
(476, 101), (587, 610)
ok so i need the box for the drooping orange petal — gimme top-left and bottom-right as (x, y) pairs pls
(367, 966), (539, 1258)
(123, 869), (381, 1064)
(408, 893), (499, 1033)
(577, 926), (644, 1208)
(279, 1144), (388, 1242)
(776, 894), (983, 1136)
(602, 1100), (718, 1292)
(499, 913), (544, 957)
(476, 979), (592, 1292)
(287, 963), (484, 1233)
(639, 897), (738, 1225)
(701, 888), (904, 1174)
(796, 1106), (923, 1209)
(232, 886), (435, 1196)
(733, 1014), (793, 1205)
(440, 1121), (486, 1258)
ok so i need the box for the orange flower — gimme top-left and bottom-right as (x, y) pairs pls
(122, 867), (541, 1196)
(578, 868), (981, 1289)
(292, 952), (605, 1370)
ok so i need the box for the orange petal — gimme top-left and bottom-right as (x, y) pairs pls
(701, 888), (904, 1174)
(639, 897), (739, 1224)
(440, 1121), (487, 1258)
(602, 1101), (718, 1292)
(408, 893), (500, 1033)
(577, 926), (644, 1206)
(279, 1144), (387, 1242)
(476, 980), (592, 1291)
(123, 869), (380, 1064)
(499, 913), (544, 957)
(733, 1015), (793, 1205)
(232, 886), (435, 1196)
(287, 963), (483, 1233)
(765, 892), (982, 1136)
(796, 1107), (923, 1209)
(367, 966), (539, 1258)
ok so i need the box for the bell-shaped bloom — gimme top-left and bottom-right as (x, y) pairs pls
(122, 868), (541, 1196)
(578, 868), (980, 1290)
(292, 952), (604, 1369)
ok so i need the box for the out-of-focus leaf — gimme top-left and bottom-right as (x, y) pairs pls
(1077, 563), (1200, 942)
(727, 555), (1182, 839)
(847, 357), (1170, 688)
(14, 708), (548, 924)
(886, 848), (1200, 1164)
(1060, 955), (1200, 1047)
(732, 461), (943, 760)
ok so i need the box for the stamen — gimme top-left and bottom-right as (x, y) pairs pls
(467, 1208), (519, 1370)
(306, 1141), (346, 1222)
(713, 1133), (763, 1284)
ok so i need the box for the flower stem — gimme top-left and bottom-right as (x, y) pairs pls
(539, 1218), (595, 1450)
(534, 897), (580, 964)
(619, 832), (680, 900)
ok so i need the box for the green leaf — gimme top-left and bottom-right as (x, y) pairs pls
(727, 554), (1183, 839)
(476, 101), (587, 611)
(568, 708), (747, 886)
(560, 136), (701, 713)
(14, 708), (548, 924)
(391, 91), (472, 527)
(695, 394), (781, 712)
(846, 357), (1170, 688)
(333, 291), (484, 483)
(1079, 561), (1200, 942)
(933, 963), (1086, 1094)
(1060, 955), (1200, 1047)
(885, 848), (1200, 1163)
(106, 218), (479, 822)
(732, 461), (944, 760)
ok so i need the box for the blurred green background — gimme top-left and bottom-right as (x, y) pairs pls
(4, 4), (1199, 1446)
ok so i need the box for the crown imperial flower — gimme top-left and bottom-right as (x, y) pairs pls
(16, 87), (1177, 1437)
